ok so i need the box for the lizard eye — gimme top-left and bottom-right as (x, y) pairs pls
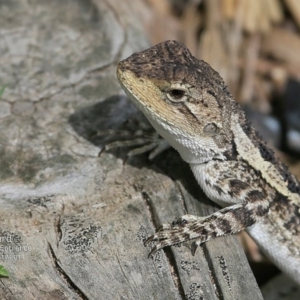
(166, 89), (187, 102)
(203, 122), (219, 135)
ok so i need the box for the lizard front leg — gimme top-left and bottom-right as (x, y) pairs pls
(146, 160), (275, 255)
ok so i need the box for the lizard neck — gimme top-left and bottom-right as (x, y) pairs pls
(147, 116), (226, 164)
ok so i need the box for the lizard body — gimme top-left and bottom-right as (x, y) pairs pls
(116, 40), (300, 284)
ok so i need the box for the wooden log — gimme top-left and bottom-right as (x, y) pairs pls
(0, 0), (263, 299)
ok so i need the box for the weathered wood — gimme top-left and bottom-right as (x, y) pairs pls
(0, 0), (263, 299)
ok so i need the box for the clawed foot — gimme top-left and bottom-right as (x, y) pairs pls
(94, 120), (170, 160)
(145, 215), (204, 257)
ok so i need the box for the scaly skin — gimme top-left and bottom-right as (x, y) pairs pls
(117, 40), (300, 284)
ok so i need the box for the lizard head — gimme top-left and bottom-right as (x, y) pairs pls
(117, 40), (237, 164)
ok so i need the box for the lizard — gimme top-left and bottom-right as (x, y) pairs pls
(116, 40), (300, 285)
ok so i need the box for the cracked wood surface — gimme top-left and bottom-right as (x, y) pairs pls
(0, 0), (262, 299)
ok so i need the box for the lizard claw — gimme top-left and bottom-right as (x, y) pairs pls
(145, 215), (208, 256)
(145, 228), (192, 256)
(144, 230), (171, 246)
(144, 235), (155, 246)
(191, 240), (201, 255)
(148, 245), (159, 258)
(147, 238), (181, 258)
(145, 234), (169, 257)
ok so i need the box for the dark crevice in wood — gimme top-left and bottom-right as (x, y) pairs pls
(55, 216), (63, 248)
(141, 191), (160, 228)
(202, 244), (223, 300)
(47, 243), (88, 300)
(141, 191), (185, 299)
(174, 181), (188, 214)
(164, 248), (186, 300)
(0, 280), (14, 299)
